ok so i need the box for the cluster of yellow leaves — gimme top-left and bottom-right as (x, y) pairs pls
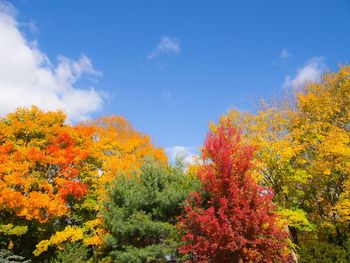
(335, 179), (350, 222)
(33, 226), (84, 256)
(277, 209), (315, 232)
(0, 224), (28, 236)
(81, 217), (106, 247)
(33, 217), (108, 256)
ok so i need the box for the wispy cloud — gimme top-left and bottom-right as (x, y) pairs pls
(162, 90), (172, 101)
(283, 57), (325, 90)
(166, 146), (198, 165)
(0, 1), (104, 121)
(280, 49), (290, 59)
(148, 37), (180, 60)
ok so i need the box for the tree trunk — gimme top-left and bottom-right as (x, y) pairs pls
(231, 252), (243, 263)
(288, 226), (299, 245)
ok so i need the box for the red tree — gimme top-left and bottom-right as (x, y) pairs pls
(179, 123), (290, 263)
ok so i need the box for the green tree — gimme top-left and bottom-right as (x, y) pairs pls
(50, 243), (91, 263)
(298, 240), (348, 263)
(102, 159), (200, 263)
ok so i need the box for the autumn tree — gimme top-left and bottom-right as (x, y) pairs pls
(0, 107), (167, 262)
(0, 107), (93, 259)
(179, 122), (289, 262)
(65, 115), (168, 250)
(218, 106), (315, 245)
(291, 67), (350, 245)
(217, 65), (350, 259)
(33, 115), (167, 259)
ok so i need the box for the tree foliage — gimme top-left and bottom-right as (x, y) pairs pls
(50, 243), (91, 263)
(0, 107), (166, 261)
(179, 122), (290, 262)
(298, 240), (348, 263)
(217, 65), (350, 258)
(103, 159), (200, 263)
(2, 66), (350, 262)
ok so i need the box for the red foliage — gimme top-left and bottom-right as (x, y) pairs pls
(179, 123), (290, 263)
(58, 180), (89, 201)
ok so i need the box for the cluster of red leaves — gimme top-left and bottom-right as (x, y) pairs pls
(58, 181), (89, 201)
(48, 132), (86, 178)
(179, 123), (290, 263)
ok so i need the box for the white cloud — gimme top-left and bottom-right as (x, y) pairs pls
(166, 146), (198, 165)
(0, 1), (104, 121)
(183, 154), (198, 166)
(148, 37), (180, 60)
(280, 49), (290, 59)
(283, 57), (325, 90)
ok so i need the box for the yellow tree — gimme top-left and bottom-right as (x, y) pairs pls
(216, 66), (350, 247)
(291, 66), (350, 243)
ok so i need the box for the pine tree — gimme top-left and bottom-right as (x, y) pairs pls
(103, 159), (199, 262)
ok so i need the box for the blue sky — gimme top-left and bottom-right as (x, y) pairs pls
(1, 0), (350, 161)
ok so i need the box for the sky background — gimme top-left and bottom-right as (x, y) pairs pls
(1, 0), (350, 161)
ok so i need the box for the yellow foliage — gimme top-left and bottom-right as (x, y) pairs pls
(33, 226), (84, 256)
(277, 209), (315, 232)
(0, 224), (28, 236)
(8, 240), (13, 250)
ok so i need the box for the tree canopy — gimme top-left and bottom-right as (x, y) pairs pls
(179, 122), (290, 262)
(2, 66), (350, 262)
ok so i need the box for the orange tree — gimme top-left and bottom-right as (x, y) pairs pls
(0, 107), (166, 261)
(0, 107), (92, 258)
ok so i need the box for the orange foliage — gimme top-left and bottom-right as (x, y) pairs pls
(0, 107), (91, 222)
(0, 106), (167, 255)
(82, 115), (167, 184)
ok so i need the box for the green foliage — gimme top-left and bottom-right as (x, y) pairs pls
(298, 240), (348, 263)
(0, 224), (29, 251)
(50, 243), (91, 263)
(0, 224), (28, 236)
(103, 159), (200, 262)
(277, 209), (316, 232)
(0, 249), (31, 263)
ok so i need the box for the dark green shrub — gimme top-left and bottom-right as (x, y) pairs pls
(298, 240), (347, 263)
(50, 243), (91, 263)
(0, 249), (31, 263)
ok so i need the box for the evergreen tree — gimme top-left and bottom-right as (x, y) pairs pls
(103, 159), (199, 263)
